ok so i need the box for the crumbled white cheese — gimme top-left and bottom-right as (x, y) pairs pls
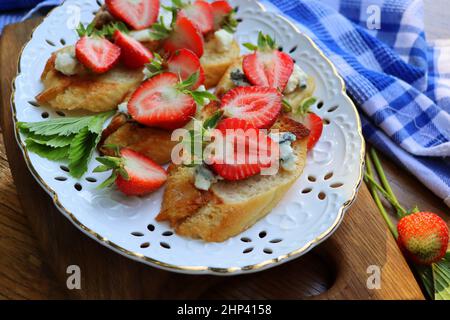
(118, 102), (128, 114)
(284, 64), (308, 94)
(194, 165), (218, 191)
(215, 29), (233, 52)
(129, 29), (153, 42)
(197, 85), (211, 106)
(269, 132), (297, 172)
(55, 48), (78, 76)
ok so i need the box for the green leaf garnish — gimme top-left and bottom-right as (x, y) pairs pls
(296, 97), (317, 116)
(244, 32), (277, 52)
(222, 9), (239, 34)
(175, 72), (218, 106)
(144, 52), (165, 79)
(76, 21), (129, 39)
(149, 16), (172, 41)
(19, 111), (114, 178)
(282, 99), (293, 113)
(94, 154), (130, 189)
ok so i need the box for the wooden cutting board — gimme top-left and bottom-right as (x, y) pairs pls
(0, 18), (424, 300)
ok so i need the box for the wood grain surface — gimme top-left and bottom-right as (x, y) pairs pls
(0, 2), (445, 299)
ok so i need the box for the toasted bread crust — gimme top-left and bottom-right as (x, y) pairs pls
(99, 114), (177, 165)
(36, 47), (144, 112)
(201, 39), (240, 89)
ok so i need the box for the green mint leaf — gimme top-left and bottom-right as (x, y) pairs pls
(88, 111), (115, 134)
(25, 133), (74, 148)
(68, 127), (98, 178)
(203, 111), (224, 130)
(25, 139), (69, 161)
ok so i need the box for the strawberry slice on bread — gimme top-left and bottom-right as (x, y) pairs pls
(220, 86), (282, 129)
(178, 0), (214, 35)
(167, 48), (205, 89)
(243, 32), (294, 92)
(127, 72), (197, 130)
(95, 148), (167, 196)
(114, 30), (153, 68)
(105, 0), (160, 30)
(75, 36), (121, 73)
(211, 118), (278, 181)
(163, 16), (204, 58)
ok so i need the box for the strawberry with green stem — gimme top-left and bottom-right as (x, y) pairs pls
(94, 147), (167, 196)
(211, 0), (239, 33)
(243, 32), (294, 92)
(365, 147), (450, 299)
(127, 71), (216, 130)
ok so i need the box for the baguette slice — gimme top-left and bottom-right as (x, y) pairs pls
(201, 37), (240, 89)
(157, 115), (309, 242)
(36, 46), (144, 112)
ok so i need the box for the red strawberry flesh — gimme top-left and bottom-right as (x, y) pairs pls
(163, 16), (204, 58)
(304, 113), (323, 150)
(75, 36), (121, 73)
(220, 86), (282, 129)
(178, 0), (214, 35)
(127, 72), (196, 130)
(106, 0), (160, 30)
(167, 48), (205, 89)
(116, 148), (167, 196)
(243, 50), (294, 92)
(114, 30), (153, 68)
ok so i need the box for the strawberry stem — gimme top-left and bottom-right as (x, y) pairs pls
(365, 153), (398, 238)
(369, 148), (407, 217)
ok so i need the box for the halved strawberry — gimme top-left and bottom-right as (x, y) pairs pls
(115, 148), (167, 196)
(114, 30), (153, 68)
(163, 16), (204, 58)
(127, 72), (196, 130)
(303, 113), (323, 149)
(167, 48), (205, 89)
(75, 36), (121, 73)
(95, 148), (167, 196)
(105, 0), (160, 30)
(242, 33), (294, 92)
(220, 86), (282, 129)
(211, 0), (233, 30)
(178, 0), (214, 34)
(211, 118), (277, 181)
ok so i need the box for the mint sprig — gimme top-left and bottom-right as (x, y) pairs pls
(18, 111), (114, 178)
(76, 21), (129, 39)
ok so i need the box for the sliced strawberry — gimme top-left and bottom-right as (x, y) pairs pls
(115, 148), (167, 196)
(167, 48), (205, 89)
(114, 30), (153, 68)
(178, 0), (214, 34)
(243, 50), (294, 92)
(303, 113), (323, 149)
(211, 118), (277, 181)
(211, 0), (233, 30)
(105, 0), (160, 30)
(127, 72), (196, 130)
(220, 86), (282, 129)
(163, 16), (204, 58)
(75, 36), (121, 73)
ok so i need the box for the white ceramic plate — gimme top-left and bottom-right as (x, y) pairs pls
(12, 0), (364, 275)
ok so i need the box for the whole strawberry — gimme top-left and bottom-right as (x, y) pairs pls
(397, 212), (449, 265)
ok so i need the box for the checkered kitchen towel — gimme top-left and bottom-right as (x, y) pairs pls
(1, 0), (450, 206)
(263, 0), (450, 207)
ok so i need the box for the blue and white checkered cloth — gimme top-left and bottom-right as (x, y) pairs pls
(1, 0), (450, 206)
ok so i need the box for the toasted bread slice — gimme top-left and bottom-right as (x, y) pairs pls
(201, 37), (240, 89)
(98, 113), (177, 164)
(36, 46), (144, 112)
(157, 115), (309, 242)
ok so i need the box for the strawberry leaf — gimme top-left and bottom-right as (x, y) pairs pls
(97, 171), (118, 189)
(282, 99), (293, 113)
(149, 16), (172, 40)
(68, 127), (98, 178)
(144, 52), (165, 79)
(25, 139), (69, 161)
